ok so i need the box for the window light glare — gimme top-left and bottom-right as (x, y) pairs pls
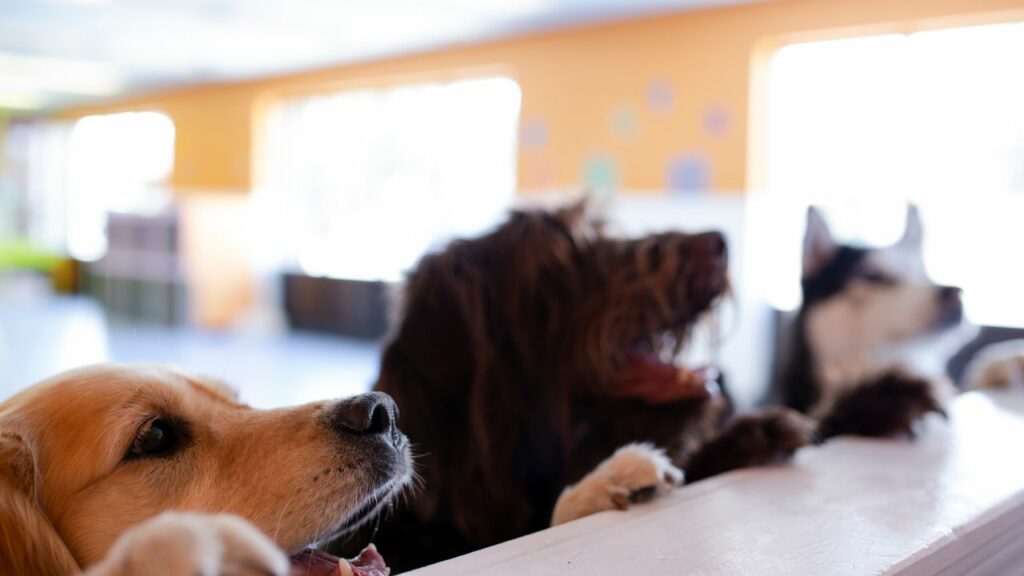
(261, 76), (521, 282)
(763, 22), (1024, 327)
(67, 111), (175, 262)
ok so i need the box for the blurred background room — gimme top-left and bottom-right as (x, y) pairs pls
(1, 0), (1023, 408)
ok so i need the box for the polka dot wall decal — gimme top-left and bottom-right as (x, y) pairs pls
(609, 107), (638, 138)
(582, 153), (620, 191)
(524, 156), (556, 189)
(666, 153), (711, 193)
(646, 80), (675, 112)
(702, 103), (731, 137)
(520, 118), (548, 150)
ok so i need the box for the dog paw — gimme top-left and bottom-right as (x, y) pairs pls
(551, 443), (682, 526)
(967, 350), (1024, 390)
(86, 512), (288, 576)
(731, 407), (820, 455)
(684, 407), (818, 483)
(818, 370), (950, 439)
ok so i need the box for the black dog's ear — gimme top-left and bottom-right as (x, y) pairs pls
(558, 196), (590, 226)
(803, 206), (837, 277)
(0, 431), (80, 575)
(555, 196), (605, 241)
(899, 204), (923, 248)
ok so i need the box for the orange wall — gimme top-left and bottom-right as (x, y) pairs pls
(53, 0), (1024, 196)
(44, 0), (1024, 329)
(56, 85), (254, 192)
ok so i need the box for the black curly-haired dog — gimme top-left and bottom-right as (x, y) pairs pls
(336, 202), (816, 572)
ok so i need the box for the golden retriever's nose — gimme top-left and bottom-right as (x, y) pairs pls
(332, 392), (400, 444)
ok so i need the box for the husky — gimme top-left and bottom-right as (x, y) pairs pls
(777, 206), (966, 437)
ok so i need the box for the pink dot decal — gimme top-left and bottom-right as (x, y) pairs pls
(521, 118), (548, 150)
(524, 157), (556, 188)
(646, 80), (675, 112)
(702, 104), (730, 137)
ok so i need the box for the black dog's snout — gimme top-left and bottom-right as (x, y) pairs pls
(697, 231), (728, 260)
(332, 392), (399, 438)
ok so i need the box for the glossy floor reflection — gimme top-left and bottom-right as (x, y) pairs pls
(0, 291), (380, 408)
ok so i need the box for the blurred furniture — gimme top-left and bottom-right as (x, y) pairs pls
(282, 274), (390, 339)
(410, 389), (1024, 576)
(86, 212), (186, 325)
(0, 239), (78, 293)
(0, 239), (62, 272)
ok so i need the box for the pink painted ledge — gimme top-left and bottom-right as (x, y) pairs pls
(410, 390), (1024, 576)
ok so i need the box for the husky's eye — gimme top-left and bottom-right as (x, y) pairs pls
(859, 270), (895, 285)
(128, 418), (183, 459)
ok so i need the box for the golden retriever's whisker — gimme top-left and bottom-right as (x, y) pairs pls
(326, 473), (413, 543)
(271, 488), (301, 543)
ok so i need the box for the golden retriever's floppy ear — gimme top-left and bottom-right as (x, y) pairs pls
(0, 430), (80, 575)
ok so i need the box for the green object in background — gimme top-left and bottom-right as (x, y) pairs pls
(0, 240), (64, 272)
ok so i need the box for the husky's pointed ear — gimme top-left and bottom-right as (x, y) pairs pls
(0, 431), (80, 575)
(803, 206), (837, 277)
(899, 205), (923, 248)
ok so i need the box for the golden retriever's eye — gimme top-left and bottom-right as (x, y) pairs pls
(129, 418), (181, 459)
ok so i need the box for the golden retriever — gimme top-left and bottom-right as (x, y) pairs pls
(0, 363), (413, 575)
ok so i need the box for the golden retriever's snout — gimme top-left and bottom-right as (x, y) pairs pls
(331, 392), (404, 449)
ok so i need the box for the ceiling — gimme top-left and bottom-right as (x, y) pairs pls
(1, 0), (761, 112)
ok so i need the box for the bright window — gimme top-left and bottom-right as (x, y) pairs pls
(260, 76), (521, 281)
(3, 120), (73, 249)
(67, 111), (175, 261)
(760, 22), (1024, 327)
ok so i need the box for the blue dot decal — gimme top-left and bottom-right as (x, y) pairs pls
(582, 153), (620, 190)
(609, 107), (638, 138)
(666, 153), (711, 193)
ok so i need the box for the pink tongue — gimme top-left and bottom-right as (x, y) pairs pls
(348, 544), (389, 576)
(612, 353), (716, 404)
(289, 545), (390, 576)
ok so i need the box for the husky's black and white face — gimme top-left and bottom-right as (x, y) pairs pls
(800, 206), (964, 390)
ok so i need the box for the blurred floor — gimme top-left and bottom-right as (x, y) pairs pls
(0, 281), (380, 408)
